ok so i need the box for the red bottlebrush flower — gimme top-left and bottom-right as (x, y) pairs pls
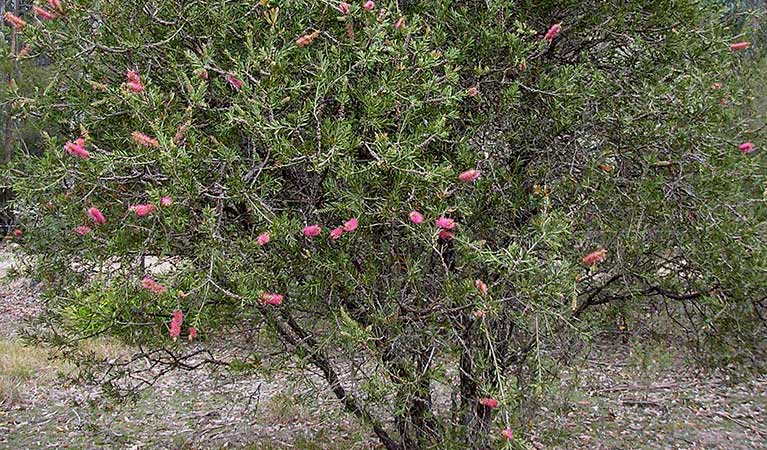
(346, 22), (355, 40)
(473, 310), (486, 319)
(363, 0), (375, 11)
(261, 293), (283, 306)
(130, 204), (157, 217)
(226, 73), (244, 90)
(475, 279), (488, 296)
(719, 97), (729, 106)
(48, 0), (63, 13)
(343, 218), (358, 232)
(479, 397), (499, 409)
(18, 44), (30, 57)
(87, 207), (106, 225)
(501, 428), (514, 440)
(394, 16), (405, 30)
(160, 196), (173, 207)
(435, 216), (455, 230)
(188, 326), (198, 341)
(730, 41), (751, 52)
(33, 6), (57, 20)
(142, 276), (167, 294)
(711, 82), (723, 90)
(467, 87), (479, 97)
(582, 248), (607, 267)
(64, 137), (89, 159)
(74, 225), (92, 236)
(338, 2), (350, 14)
(131, 131), (160, 148)
(438, 230), (454, 241)
(12, 228), (22, 238)
(303, 224), (322, 237)
(257, 232), (270, 245)
(169, 310), (183, 340)
(458, 169), (481, 183)
(409, 211), (424, 225)
(4, 12), (26, 30)
(739, 142), (755, 154)
(330, 227), (344, 240)
(544, 22), (562, 42)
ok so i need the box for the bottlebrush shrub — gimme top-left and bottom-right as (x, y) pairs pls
(7, 0), (766, 448)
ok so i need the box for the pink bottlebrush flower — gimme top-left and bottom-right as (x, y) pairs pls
(257, 232), (270, 245)
(33, 6), (57, 20)
(711, 82), (723, 90)
(394, 16), (405, 30)
(18, 44), (30, 57)
(435, 216), (455, 230)
(226, 73), (244, 90)
(501, 428), (514, 440)
(343, 218), (358, 232)
(126, 69), (140, 83)
(261, 293), (283, 306)
(74, 225), (92, 236)
(296, 31), (320, 48)
(12, 228), (22, 238)
(338, 2), (350, 15)
(64, 138), (90, 159)
(330, 227), (344, 240)
(363, 0), (375, 11)
(131, 131), (160, 148)
(544, 22), (562, 42)
(160, 196), (172, 207)
(142, 276), (167, 294)
(409, 211), (424, 225)
(473, 310), (486, 319)
(582, 248), (607, 267)
(195, 68), (209, 80)
(467, 87), (479, 98)
(739, 142), (755, 154)
(303, 224), (322, 237)
(4, 12), (26, 29)
(730, 41), (751, 52)
(48, 0), (63, 13)
(126, 81), (144, 93)
(174, 122), (188, 144)
(458, 169), (481, 183)
(125, 70), (143, 92)
(188, 326), (198, 341)
(169, 310), (183, 340)
(130, 204), (157, 217)
(475, 279), (488, 296)
(87, 207), (106, 225)
(479, 397), (499, 409)
(438, 230), (454, 241)
(346, 22), (355, 40)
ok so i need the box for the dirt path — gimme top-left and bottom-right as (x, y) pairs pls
(1, 248), (765, 449)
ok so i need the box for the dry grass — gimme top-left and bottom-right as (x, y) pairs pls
(0, 339), (62, 407)
(0, 337), (130, 408)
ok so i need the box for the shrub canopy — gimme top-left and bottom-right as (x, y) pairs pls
(6, 0), (766, 448)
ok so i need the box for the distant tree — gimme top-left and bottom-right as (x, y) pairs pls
(7, 1), (765, 448)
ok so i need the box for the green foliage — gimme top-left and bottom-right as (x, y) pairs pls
(6, 0), (766, 448)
